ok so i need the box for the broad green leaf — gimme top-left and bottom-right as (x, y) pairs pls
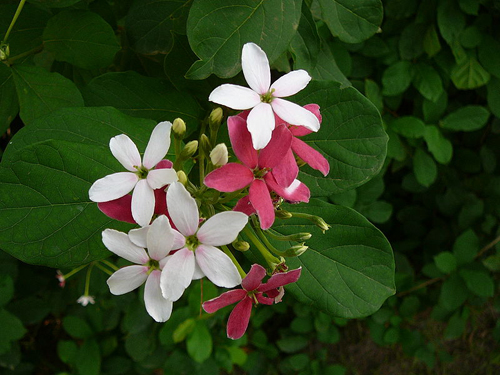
(487, 77), (500, 118)
(389, 116), (425, 138)
(441, 105), (490, 131)
(444, 313), (466, 340)
(413, 148), (437, 187)
(290, 2), (320, 73)
(437, 0), (466, 44)
(58, 340), (78, 364)
(358, 200), (393, 224)
(310, 42), (350, 87)
(273, 200), (395, 318)
(76, 339), (101, 375)
(291, 81), (387, 196)
(186, 0), (301, 79)
(364, 79), (383, 113)
(399, 23), (425, 60)
(43, 10), (120, 69)
(382, 61), (413, 96)
(385, 0), (418, 19)
(458, 0), (479, 15)
(451, 56), (490, 89)
(478, 35), (500, 78)
(423, 125), (453, 164)
(452, 229), (478, 265)
(83, 71), (203, 135)
(317, 0), (383, 44)
(12, 65), (84, 126)
(187, 320), (212, 363)
(434, 252), (457, 274)
(63, 316), (94, 339)
(0, 308), (26, 354)
(28, 0), (81, 8)
(386, 128), (406, 162)
(0, 275), (13, 307)
(460, 26), (482, 49)
(423, 25), (441, 57)
(483, 254), (500, 272)
(126, 0), (191, 55)
(412, 63), (443, 102)
(439, 273), (468, 311)
(423, 92), (447, 123)
(0, 64), (18, 135)
(459, 269), (494, 298)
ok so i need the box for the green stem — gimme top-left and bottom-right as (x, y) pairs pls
(100, 259), (119, 271)
(174, 138), (181, 160)
(95, 262), (114, 276)
(252, 217), (282, 256)
(62, 264), (88, 280)
(221, 245), (246, 279)
(242, 225), (281, 268)
(3, 0), (27, 43)
(84, 263), (95, 296)
(199, 154), (205, 185)
(7, 44), (43, 64)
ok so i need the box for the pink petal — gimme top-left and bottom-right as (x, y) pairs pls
(109, 134), (141, 172)
(249, 180), (275, 230)
(209, 84), (261, 110)
(132, 179), (155, 227)
(255, 293), (275, 305)
(143, 121), (172, 169)
(146, 168), (178, 189)
(204, 163), (254, 192)
(258, 267), (302, 292)
(107, 265), (149, 295)
(264, 174), (310, 203)
(98, 195), (135, 224)
(271, 98), (320, 132)
(267, 148), (298, 187)
(197, 211), (248, 246)
(166, 182), (199, 236)
(160, 247), (195, 301)
(241, 42), (271, 95)
(270, 70), (311, 97)
(241, 264), (266, 291)
(288, 104), (322, 136)
(144, 270), (173, 322)
(102, 229), (149, 264)
(154, 188), (168, 216)
(247, 103), (275, 150)
(258, 125), (293, 170)
(202, 289), (247, 314)
(89, 172), (138, 202)
(292, 137), (330, 176)
(195, 245), (242, 288)
(156, 159), (173, 169)
(234, 196), (256, 216)
(227, 296), (253, 340)
(227, 115), (258, 169)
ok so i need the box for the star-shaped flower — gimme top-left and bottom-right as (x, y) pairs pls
(77, 295), (95, 306)
(209, 42), (320, 150)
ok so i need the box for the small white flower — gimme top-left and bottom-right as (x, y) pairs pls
(160, 182), (248, 302)
(77, 295), (95, 306)
(210, 143), (229, 166)
(209, 42), (320, 150)
(89, 122), (178, 227)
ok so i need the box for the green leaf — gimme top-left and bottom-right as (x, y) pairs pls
(441, 105), (490, 131)
(459, 269), (494, 298)
(483, 254), (500, 272)
(399, 23), (425, 60)
(58, 340), (78, 364)
(423, 125), (453, 164)
(458, 0), (479, 15)
(434, 252), (457, 274)
(382, 61), (413, 96)
(291, 81), (387, 196)
(478, 35), (500, 78)
(386, 128), (406, 162)
(317, 0), (383, 43)
(310, 42), (350, 87)
(83, 71), (202, 135)
(186, 320), (212, 363)
(43, 10), (120, 70)
(0, 275), (14, 307)
(0, 64), (18, 135)
(28, 0), (81, 8)
(12, 65), (84, 126)
(460, 26), (482, 49)
(437, 0), (466, 45)
(75, 339), (101, 375)
(413, 148), (437, 187)
(389, 116), (425, 138)
(423, 25), (441, 57)
(487, 77), (500, 118)
(365, 79), (383, 113)
(275, 200), (395, 318)
(444, 313), (466, 340)
(451, 56), (491, 89)
(290, 2), (320, 73)
(423, 92), (447, 123)
(276, 336), (309, 353)
(63, 316), (94, 339)
(126, 0), (191, 55)
(186, 0), (301, 79)
(173, 318), (196, 343)
(412, 63), (443, 102)
(439, 273), (468, 311)
(0, 308), (26, 354)
(453, 229), (479, 265)
(359, 200), (393, 224)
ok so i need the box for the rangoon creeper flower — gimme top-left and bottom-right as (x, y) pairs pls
(77, 295), (95, 306)
(103, 215), (175, 322)
(160, 182), (248, 302)
(210, 143), (229, 166)
(203, 264), (301, 339)
(89, 122), (178, 227)
(209, 42), (320, 150)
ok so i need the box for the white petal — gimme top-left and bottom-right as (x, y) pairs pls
(128, 226), (149, 248)
(144, 271), (173, 322)
(271, 98), (320, 132)
(247, 103), (275, 150)
(160, 248), (195, 302)
(102, 229), (149, 264)
(242, 42), (271, 95)
(172, 229), (186, 250)
(110, 134), (141, 172)
(166, 182), (199, 236)
(159, 254), (171, 269)
(146, 168), (178, 189)
(270, 70), (311, 98)
(89, 172), (138, 202)
(195, 245), (242, 288)
(147, 215), (174, 261)
(209, 84), (261, 110)
(192, 262), (205, 280)
(143, 121), (172, 169)
(107, 265), (148, 295)
(197, 211), (248, 247)
(132, 179), (155, 227)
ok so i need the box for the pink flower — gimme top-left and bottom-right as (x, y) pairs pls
(203, 264), (301, 340)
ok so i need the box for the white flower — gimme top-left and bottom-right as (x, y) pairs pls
(103, 215), (175, 322)
(160, 182), (248, 302)
(89, 121), (178, 227)
(77, 295), (95, 306)
(209, 42), (320, 150)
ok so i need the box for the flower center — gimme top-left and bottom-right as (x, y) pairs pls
(260, 89), (275, 103)
(146, 258), (160, 274)
(134, 165), (149, 179)
(185, 234), (200, 251)
(253, 168), (269, 179)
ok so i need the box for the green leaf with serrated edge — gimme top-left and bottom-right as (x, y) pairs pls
(126, 0), (191, 55)
(290, 2), (320, 73)
(412, 63), (443, 102)
(478, 36), (500, 78)
(82, 71), (203, 135)
(382, 61), (413, 96)
(459, 269), (494, 298)
(185, 0), (301, 80)
(437, 0), (466, 45)
(0, 64), (18, 135)
(423, 25), (441, 57)
(317, 0), (383, 44)
(187, 320), (212, 363)
(451, 56), (490, 89)
(12, 65), (84, 126)
(290, 81), (387, 196)
(413, 148), (437, 187)
(43, 10), (120, 70)
(423, 126), (452, 164)
(487, 77), (500, 118)
(271, 200), (394, 318)
(75, 339), (101, 375)
(453, 229), (478, 265)
(434, 252), (457, 274)
(441, 105), (490, 131)
(389, 116), (425, 138)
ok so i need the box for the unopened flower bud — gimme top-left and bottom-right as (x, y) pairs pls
(232, 240), (250, 251)
(209, 107), (223, 130)
(210, 143), (228, 166)
(313, 216), (330, 233)
(179, 140), (198, 159)
(0, 43), (9, 61)
(276, 210), (292, 219)
(172, 118), (186, 140)
(200, 134), (211, 157)
(283, 243), (308, 257)
(177, 170), (188, 185)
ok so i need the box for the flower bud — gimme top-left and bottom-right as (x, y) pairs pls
(172, 118), (186, 140)
(199, 134), (211, 157)
(176, 170), (188, 185)
(312, 216), (331, 233)
(179, 140), (198, 159)
(282, 243), (308, 257)
(0, 43), (9, 61)
(210, 143), (228, 166)
(232, 240), (250, 252)
(209, 107), (223, 129)
(276, 210), (292, 219)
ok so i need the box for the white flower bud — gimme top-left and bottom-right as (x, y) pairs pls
(210, 143), (228, 166)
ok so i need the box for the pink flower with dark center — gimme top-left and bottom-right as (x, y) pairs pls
(203, 264), (301, 340)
